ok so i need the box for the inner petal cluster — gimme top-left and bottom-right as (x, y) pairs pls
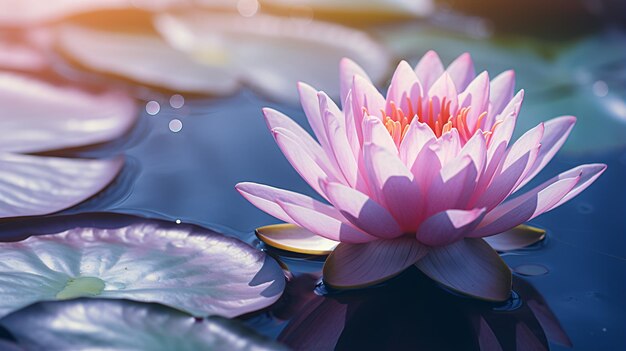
(381, 96), (499, 147)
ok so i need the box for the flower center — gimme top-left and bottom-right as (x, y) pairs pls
(380, 97), (500, 145)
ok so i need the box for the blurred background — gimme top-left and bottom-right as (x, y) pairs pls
(0, 0), (624, 349)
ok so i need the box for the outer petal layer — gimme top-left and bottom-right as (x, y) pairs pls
(415, 238), (512, 301)
(323, 237), (428, 289)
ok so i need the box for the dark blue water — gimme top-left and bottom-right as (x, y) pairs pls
(27, 81), (623, 350)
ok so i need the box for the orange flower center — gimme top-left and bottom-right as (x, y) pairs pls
(379, 97), (501, 146)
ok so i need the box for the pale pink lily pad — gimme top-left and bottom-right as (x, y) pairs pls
(0, 218), (286, 318)
(0, 72), (137, 153)
(1, 299), (289, 351)
(0, 153), (123, 219)
(154, 12), (391, 101)
(56, 25), (239, 95)
(0, 40), (47, 71)
(0, 0), (181, 26)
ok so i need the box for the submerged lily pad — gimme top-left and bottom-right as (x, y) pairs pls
(0, 216), (285, 318)
(0, 298), (289, 351)
(56, 25), (240, 95)
(0, 153), (124, 219)
(155, 12), (391, 102)
(0, 72), (137, 154)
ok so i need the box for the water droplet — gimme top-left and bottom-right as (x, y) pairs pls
(145, 100), (160, 115)
(169, 119), (183, 133)
(514, 264), (549, 276)
(237, 0), (259, 17)
(169, 94), (185, 109)
(175, 219), (181, 224)
(592, 80), (609, 97)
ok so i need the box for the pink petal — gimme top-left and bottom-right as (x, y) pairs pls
(272, 129), (336, 199)
(385, 60), (421, 115)
(297, 82), (331, 154)
(278, 200), (376, 243)
(416, 208), (486, 247)
(321, 108), (362, 189)
(431, 128), (461, 166)
(339, 58), (370, 108)
(457, 71), (490, 129)
(470, 169), (586, 238)
(445, 53), (475, 91)
(363, 144), (422, 231)
(489, 70), (516, 120)
(342, 91), (361, 158)
(414, 50), (444, 91)
(235, 182), (337, 225)
(323, 237), (428, 288)
(474, 123), (544, 210)
(483, 225), (546, 252)
(415, 238), (512, 301)
(0, 73), (136, 154)
(486, 90), (524, 152)
(351, 74), (386, 142)
(425, 156), (477, 216)
(322, 181), (403, 239)
(409, 140), (442, 191)
(513, 116), (576, 192)
(399, 120), (436, 169)
(547, 163), (606, 210)
(256, 223), (338, 255)
(263, 108), (338, 179)
(0, 154), (123, 218)
(362, 116), (397, 154)
(427, 72), (458, 123)
(458, 132), (487, 182)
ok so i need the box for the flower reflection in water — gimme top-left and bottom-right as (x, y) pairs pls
(273, 271), (571, 351)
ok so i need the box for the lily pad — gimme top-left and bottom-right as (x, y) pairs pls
(0, 0), (181, 26)
(0, 72), (137, 154)
(0, 298), (289, 351)
(56, 25), (240, 95)
(0, 215), (285, 318)
(154, 12), (391, 102)
(0, 153), (124, 219)
(256, 223), (337, 255)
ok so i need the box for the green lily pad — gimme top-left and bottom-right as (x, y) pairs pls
(0, 298), (289, 351)
(0, 215), (285, 318)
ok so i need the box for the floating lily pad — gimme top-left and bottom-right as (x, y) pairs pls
(0, 153), (124, 219)
(0, 72), (137, 153)
(0, 0), (181, 26)
(155, 12), (391, 102)
(256, 223), (337, 255)
(56, 25), (240, 95)
(0, 215), (285, 318)
(0, 298), (289, 351)
(484, 225), (546, 252)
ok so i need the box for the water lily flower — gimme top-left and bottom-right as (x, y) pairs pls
(236, 51), (606, 301)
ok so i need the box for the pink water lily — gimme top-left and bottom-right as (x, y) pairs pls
(236, 51), (606, 301)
